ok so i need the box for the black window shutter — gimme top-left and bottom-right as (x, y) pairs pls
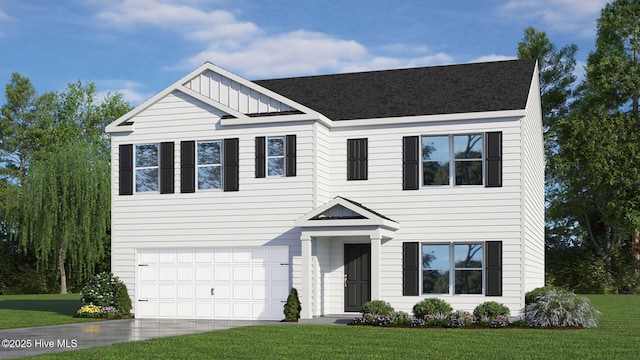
(485, 131), (502, 187)
(160, 142), (175, 194)
(180, 141), (195, 193)
(347, 138), (368, 180)
(402, 242), (419, 296)
(224, 138), (239, 191)
(402, 136), (419, 190)
(255, 136), (265, 178)
(119, 144), (133, 195)
(286, 134), (296, 177)
(485, 241), (503, 296)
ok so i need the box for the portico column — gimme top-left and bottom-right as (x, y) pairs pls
(300, 234), (313, 319)
(370, 233), (382, 300)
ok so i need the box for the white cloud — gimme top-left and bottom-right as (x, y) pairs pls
(96, 80), (152, 106)
(469, 54), (516, 63)
(93, 0), (457, 78)
(498, 0), (608, 37)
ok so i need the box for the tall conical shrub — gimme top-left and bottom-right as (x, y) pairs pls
(284, 288), (301, 320)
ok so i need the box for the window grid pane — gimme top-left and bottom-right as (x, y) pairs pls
(422, 244), (450, 294)
(267, 136), (285, 177)
(422, 136), (450, 186)
(135, 144), (159, 192)
(197, 141), (222, 190)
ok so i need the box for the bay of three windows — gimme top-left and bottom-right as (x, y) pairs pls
(133, 136), (286, 193)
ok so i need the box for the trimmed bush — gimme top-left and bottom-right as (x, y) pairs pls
(525, 286), (559, 305)
(473, 301), (510, 321)
(284, 288), (301, 320)
(81, 272), (132, 317)
(412, 298), (452, 318)
(391, 311), (412, 325)
(361, 300), (395, 316)
(524, 289), (601, 328)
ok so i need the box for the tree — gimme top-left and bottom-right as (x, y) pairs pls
(19, 141), (110, 294)
(517, 26), (578, 149)
(0, 73), (56, 183)
(550, 0), (640, 292)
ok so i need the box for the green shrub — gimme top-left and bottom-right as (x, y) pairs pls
(360, 300), (395, 316)
(525, 286), (559, 305)
(524, 289), (601, 328)
(412, 298), (452, 318)
(81, 272), (132, 317)
(283, 288), (301, 320)
(473, 301), (510, 321)
(391, 311), (411, 325)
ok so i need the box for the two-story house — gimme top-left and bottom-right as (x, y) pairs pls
(106, 59), (544, 320)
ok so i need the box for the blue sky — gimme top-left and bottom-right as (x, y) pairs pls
(0, 0), (608, 106)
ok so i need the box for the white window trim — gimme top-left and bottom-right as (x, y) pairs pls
(420, 242), (485, 296)
(420, 133), (484, 187)
(196, 140), (224, 191)
(133, 143), (159, 193)
(266, 136), (286, 177)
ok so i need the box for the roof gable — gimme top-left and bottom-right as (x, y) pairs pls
(295, 196), (398, 230)
(255, 59), (536, 121)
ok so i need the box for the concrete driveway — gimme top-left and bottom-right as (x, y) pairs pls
(0, 319), (274, 359)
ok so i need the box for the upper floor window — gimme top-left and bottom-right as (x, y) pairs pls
(347, 138), (368, 181)
(421, 134), (483, 186)
(197, 141), (222, 190)
(135, 144), (159, 192)
(267, 136), (285, 176)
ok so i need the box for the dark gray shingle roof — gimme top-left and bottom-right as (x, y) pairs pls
(254, 59), (536, 121)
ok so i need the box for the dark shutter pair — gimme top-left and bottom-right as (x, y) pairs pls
(180, 139), (239, 192)
(119, 142), (174, 195)
(347, 138), (368, 180)
(255, 135), (296, 178)
(401, 241), (502, 296)
(402, 132), (502, 190)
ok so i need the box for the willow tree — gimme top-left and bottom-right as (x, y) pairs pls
(20, 141), (110, 293)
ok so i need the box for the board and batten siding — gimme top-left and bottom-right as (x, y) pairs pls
(521, 69), (545, 294)
(110, 91), (315, 315)
(182, 69), (294, 115)
(320, 118), (525, 314)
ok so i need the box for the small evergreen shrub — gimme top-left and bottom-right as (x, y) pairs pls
(391, 311), (412, 325)
(412, 298), (453, 318)
(524, 289), (601, 328)
(81, 272), (132, 317)
(525, 286), (559, 305)
(473, 301), (510, 321)
(360, 300), (395, 316)
(283, 288), (301, 320)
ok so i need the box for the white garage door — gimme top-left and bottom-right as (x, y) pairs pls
(136, 246), (289, 320)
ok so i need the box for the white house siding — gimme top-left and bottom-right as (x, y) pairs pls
(314, 123), (332, 207)
(182, 70), (294, 115)
(110, 91), (316, 315)
(521, 70), (545, 294)
(324, 117), (526, 315)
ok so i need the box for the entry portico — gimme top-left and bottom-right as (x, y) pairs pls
(294, 197), (399, 319)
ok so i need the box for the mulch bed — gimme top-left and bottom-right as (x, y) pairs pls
(348, 323), (583, 330)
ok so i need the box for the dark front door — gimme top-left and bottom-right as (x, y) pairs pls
(344, 244), (371, 312)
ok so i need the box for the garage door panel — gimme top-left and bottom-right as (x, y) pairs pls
(158, 267), (175, 281)
(158, 285), (175, 299)
(137, 246), (289, 320)
(177, 285), (194, 299)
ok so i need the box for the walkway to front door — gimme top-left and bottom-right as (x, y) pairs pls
(344, 244), (371, 312)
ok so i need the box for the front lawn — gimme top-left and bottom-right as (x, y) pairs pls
(0, 294), (101, 329)
(24, 294), (640, 359)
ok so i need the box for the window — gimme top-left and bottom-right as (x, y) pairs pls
(255, 135), (296, 178)
(422, 243), (483, 295)
(135, 144), (159, 192)
(421, 134), (483, 186)
(197, 141), (222, 190)
(267, 136), (285, 176)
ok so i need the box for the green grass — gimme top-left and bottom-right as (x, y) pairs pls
(23, 294), (640, 359)
(0, 294), (101, 329)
